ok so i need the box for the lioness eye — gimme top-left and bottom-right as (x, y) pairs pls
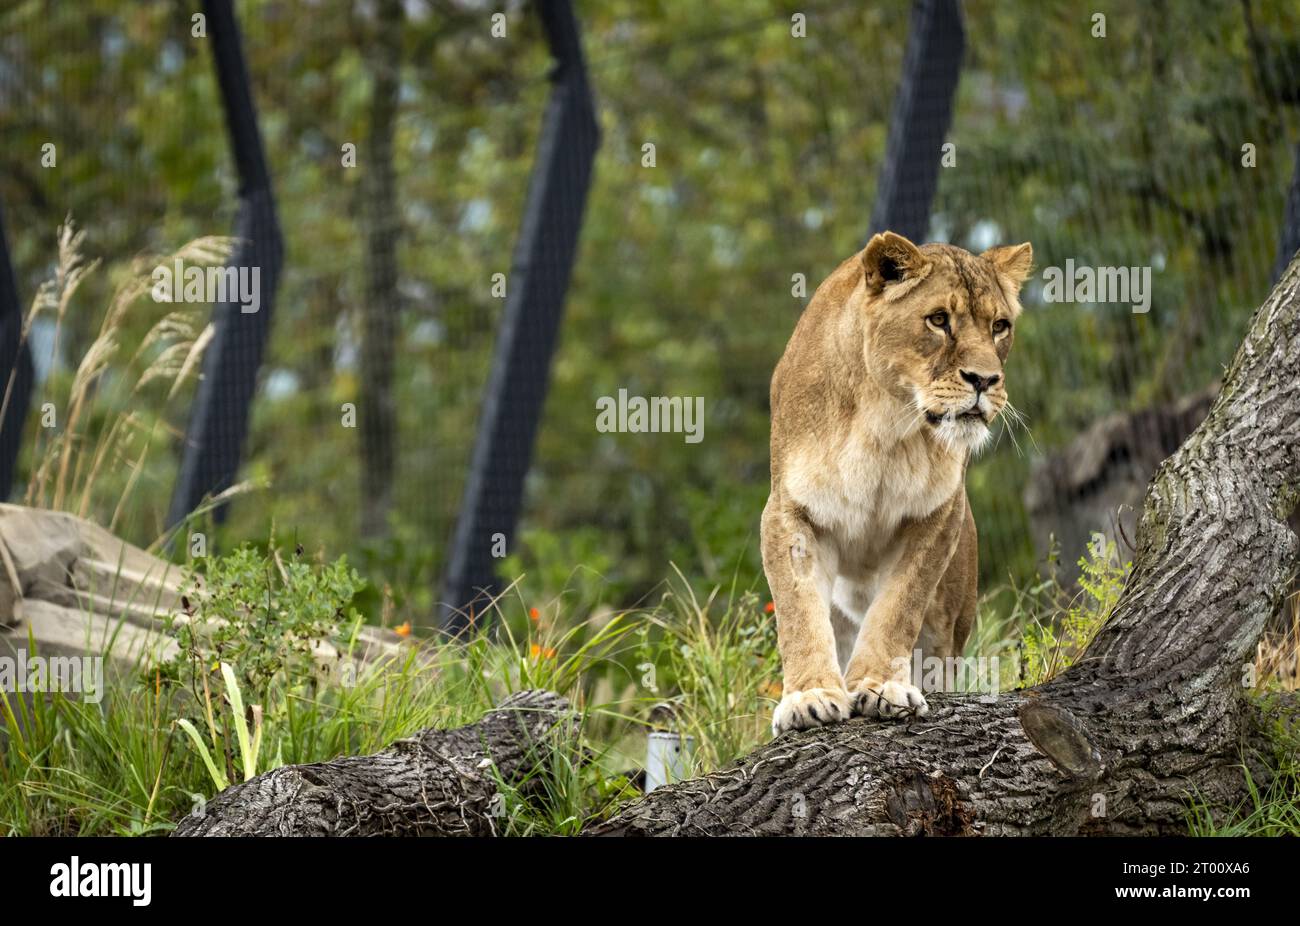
(926, 311), (949, 328)
(992, 319), (1011, 334)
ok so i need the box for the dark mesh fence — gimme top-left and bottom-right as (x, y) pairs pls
(941, 0), (1300, 581)
(1, 0), (1297, 626)
(0, 3), (237, 543)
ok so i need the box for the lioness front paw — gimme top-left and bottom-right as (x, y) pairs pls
(771, 687), (852, 735)
(849, 678), (929, 720)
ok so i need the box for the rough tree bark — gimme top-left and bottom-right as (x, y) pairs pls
(588, 255), (1300, 836)
(172, 690), (570, 836)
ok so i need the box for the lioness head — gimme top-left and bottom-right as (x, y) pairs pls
(858, 231), (1033, 453)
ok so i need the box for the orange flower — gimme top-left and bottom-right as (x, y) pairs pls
(393, 622), (411, 637)
(529, 607), (540, 622)
(764, 601), (775, 614)
(530, 643), (556, 659)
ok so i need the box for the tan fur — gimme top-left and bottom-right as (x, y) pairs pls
(763, 232), (1032, 733)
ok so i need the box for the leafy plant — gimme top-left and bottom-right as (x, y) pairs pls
(1016, 534), (1131, 686)
(161, 546), (364, 708)
(175, 664), (264, 790)
(158, 545), (363, 786)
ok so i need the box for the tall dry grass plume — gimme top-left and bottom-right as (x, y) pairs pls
(5, 219), (235, 545)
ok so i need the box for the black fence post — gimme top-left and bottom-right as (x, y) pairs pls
(438, 0), (600, 633)
(0, 205), (34, 500)
(167, 0), (284, 530)
(1273, 144), (1300, 283)
(867, 0), (965, 241)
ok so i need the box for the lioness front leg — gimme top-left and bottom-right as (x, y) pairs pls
(761, 499), (849, 734)
(843, 494), (965, 720)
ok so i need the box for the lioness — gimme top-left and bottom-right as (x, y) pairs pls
(763, 231), (1032, 734)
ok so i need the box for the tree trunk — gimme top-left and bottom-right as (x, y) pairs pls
(171, 690), (570, 836)
(358, 0), (403, 541)
(588, 255), (1300, 836)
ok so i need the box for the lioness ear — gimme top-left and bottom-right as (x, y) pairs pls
(861, 231), (929, 296)
(981, 242), (1034, 290)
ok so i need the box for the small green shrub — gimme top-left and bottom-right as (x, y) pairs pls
(157, 545), (365, 787)
(1007, 534), (1131, 687)
(160, 545), (365, 709)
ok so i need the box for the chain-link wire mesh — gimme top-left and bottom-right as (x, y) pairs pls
(1, 0), (1297, 626)
(941, 0), (1300, 582)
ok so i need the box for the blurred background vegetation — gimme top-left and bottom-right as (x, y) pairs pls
(2, 0), (1299, 625)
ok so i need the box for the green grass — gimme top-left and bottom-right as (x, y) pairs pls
(1188, 708), (1300, 837)
(1189, 765), (1300, 837)
(1, 541), (1295, 836)
(0, 550), (782, 836)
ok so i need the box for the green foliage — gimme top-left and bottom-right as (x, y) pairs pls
(157, 545), (368, 787)
(0, 661), (188, 837)
(1019, 535), (1133, 686)
(161, 546), (365, 709)
(3, 1), (1298, 614)
(640, 573), (779, 772)
(0, 546), (781, 835)
(1017, 535), (1130, 686)
(486, 722), (640, 837)
(174, 664), (264, 791)
(972, 534), (1131, 689)
(499, 525), (617, 619)
(3, 546), (1297, 837)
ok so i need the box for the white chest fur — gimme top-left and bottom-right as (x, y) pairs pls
(783, 417), (962, 560)
(783, 421), (961, 641)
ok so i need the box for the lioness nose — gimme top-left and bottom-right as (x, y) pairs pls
(960, 370), (1000, 392)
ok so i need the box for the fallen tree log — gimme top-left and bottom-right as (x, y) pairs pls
(172, 690), (570, 836)
(587, 255), (1300, 836)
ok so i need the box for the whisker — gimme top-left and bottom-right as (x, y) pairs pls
(1001, 399), (1040, 454)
